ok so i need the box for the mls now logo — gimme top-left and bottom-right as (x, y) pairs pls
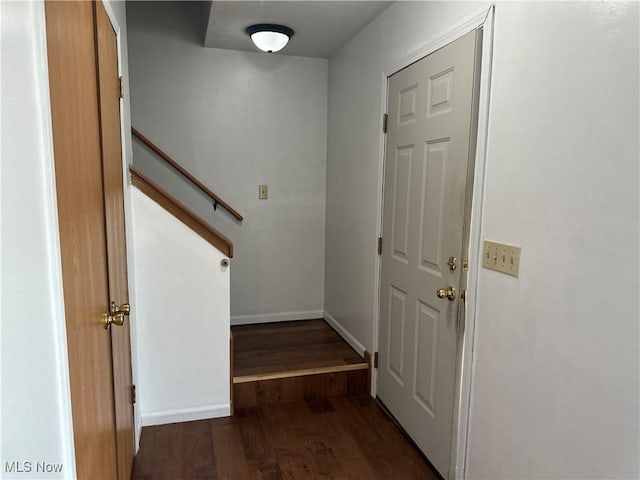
(5, 461), (63, 474)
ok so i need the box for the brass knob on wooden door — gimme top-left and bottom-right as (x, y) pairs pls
(105, 302), (130, 328)
(111, 302), (130, 316)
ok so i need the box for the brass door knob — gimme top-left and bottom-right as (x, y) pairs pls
(447, 256), (457, 271)
(110, 302), (130, 316)
(436, 287), (457, 301)
(105, 302), (130, 328)
(105, 312), (125, 329)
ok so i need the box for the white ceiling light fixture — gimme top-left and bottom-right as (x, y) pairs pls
(246, 24), (294, 53)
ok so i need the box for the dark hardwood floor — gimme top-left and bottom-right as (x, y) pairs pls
(232, 320), (367, 380)
(132, 396), (439, 480)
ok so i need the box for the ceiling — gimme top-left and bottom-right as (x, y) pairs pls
(204, 1), (393, 58)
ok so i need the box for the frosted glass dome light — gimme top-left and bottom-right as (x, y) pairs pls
(250, 31), (289, 53)
(246, 24), (294, 53)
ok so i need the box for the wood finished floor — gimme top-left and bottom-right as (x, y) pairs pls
(132, 396), (439, 480)
(232, 320), (367, 380)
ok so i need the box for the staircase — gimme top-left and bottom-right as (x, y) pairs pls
(231, 319), (370, 410)
(130, 128), (371, 417)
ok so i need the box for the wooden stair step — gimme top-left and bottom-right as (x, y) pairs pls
(231, 319), (371, 410)
(233, 368), (369, 409)
(233, 362), (368, 384)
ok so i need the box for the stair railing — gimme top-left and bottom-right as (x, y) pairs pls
(131, 127), (243, 221)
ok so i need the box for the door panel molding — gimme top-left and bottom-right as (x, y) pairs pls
(379, 29), (479, 477)
(371, 6), (495, 480)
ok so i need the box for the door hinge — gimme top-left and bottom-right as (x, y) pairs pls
(382, 113), (388, 134)
(130, 384), (136, 404)
(457, 291), (468, 338)
(119, 76), (124, 99)
(377, 237), (383, 255)
(373, 352), (379, 369)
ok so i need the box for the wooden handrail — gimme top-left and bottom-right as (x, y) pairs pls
(131, 127), (243, 221)
(130, 165), (234, 257)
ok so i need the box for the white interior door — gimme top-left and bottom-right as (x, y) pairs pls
(378, 29), (481, 478)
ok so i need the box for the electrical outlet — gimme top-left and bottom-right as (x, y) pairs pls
(259, 184), (268, 200)
(482, 240), (521, 277)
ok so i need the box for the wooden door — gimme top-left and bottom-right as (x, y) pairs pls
(378, 30), (481, 478)
(45, 2), (119, 478)
(46, 1), (134, 478)
(95, 2), (135, 479)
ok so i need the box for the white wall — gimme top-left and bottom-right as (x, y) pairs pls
(0, 2), (75, 478)
(325, 2), (639, 479)
(466, 3), (639, 478)
(126, 1), (327, 323)
(1, 0), (140, 471)
(130, 188), (231, 426)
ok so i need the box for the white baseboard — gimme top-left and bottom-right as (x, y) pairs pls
(141, 403), (230, 427)
(323, 311), (366, 357)
(231, 310), (324, 325)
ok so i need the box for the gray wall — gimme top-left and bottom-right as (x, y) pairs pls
(325, 1), (639, 478)
(126, 1), (328, 321)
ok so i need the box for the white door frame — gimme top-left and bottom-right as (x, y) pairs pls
(371, 6), (495, 479)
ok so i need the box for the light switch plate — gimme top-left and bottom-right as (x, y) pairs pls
(259, 184), (268, 200)
(482, 240), (521, 277)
